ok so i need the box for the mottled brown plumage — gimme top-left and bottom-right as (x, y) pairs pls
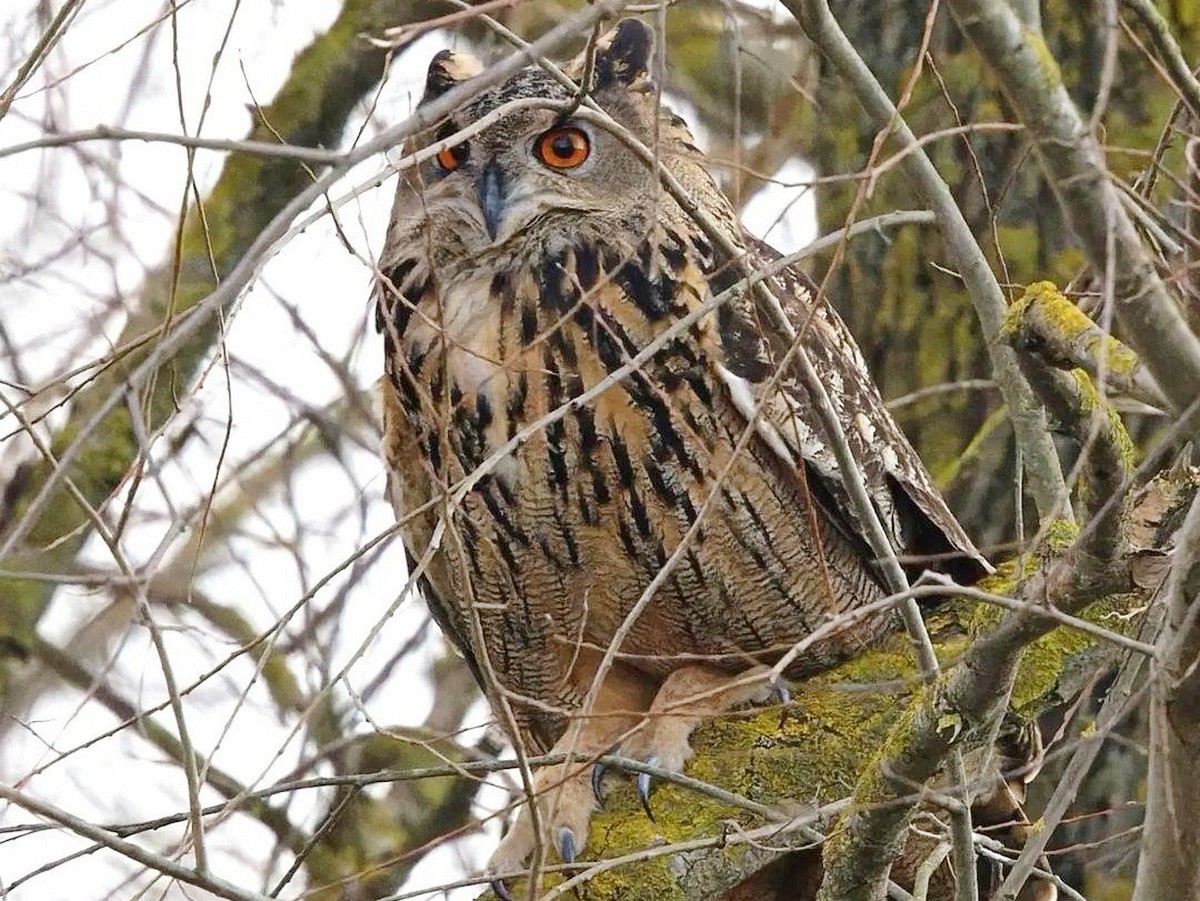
(375, 18), (988, 881)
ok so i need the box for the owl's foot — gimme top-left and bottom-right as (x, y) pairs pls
(591, 664), (789, 813)
(485, 742), (603, 898)
(486, 764), (591, 897)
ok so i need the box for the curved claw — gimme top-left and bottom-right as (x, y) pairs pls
(636, 755), (658, 822)
(591, 761), (607, 806)
(491, 878), (514, 901)
(769, 675), (793, 727)
(770, 675), (791, 706)
(557, 825), (577, 864)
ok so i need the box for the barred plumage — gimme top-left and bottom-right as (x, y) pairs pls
(376, 17), (987, 879)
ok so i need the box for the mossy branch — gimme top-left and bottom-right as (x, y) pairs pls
(474, 470), (1193, 901)
(780, 0), (1070, 525)
(1001, 281), (1165, 410)
(943, 0), (1200, 436)
(1001, 281), (1142, 562)
(807, 282), (1151, 897)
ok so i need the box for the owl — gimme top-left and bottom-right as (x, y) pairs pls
(375, 17), (988, 894)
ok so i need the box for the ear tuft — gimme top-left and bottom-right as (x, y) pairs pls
(593, 18), (654, 89)
(422, 49), (483, 102)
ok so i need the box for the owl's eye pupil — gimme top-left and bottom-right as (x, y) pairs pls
(535, 126), (590, 169)
(435, 141), (468, 173)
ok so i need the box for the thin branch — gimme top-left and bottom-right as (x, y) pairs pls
(782, 0), (1070, 525)
(0, 125), (350, 163)
(996, 646), (1157, 897)
(0, 0), (637, 562)
(799, 209), (936, 257)
(374, 0), (521, 45)
(886, 379), (997, 411)
(28, 634), (307, 850)
(0, 782), (276, 901)
(0, 0), (87, 120)
(1123, 0), (1200, 120)
(945, 0), (1200, 437)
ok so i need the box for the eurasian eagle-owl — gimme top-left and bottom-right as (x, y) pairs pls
(374, 17), (986, 890)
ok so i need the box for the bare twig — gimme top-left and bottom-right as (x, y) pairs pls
(1132, 489), (1200, 899)
(996, 644), (1157, 897)
(783, 0), (1070, 524)
(0, 125), (350, 163)
(0, 0), (87, 120)
(0, 0), (637, 562)
(945, 0), (1200, 437)
(1123, 0), (1200, 120)
(0, 782), (276, 901)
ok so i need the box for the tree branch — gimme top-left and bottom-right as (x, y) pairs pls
(0, 0), (427, 700)
(781, 0), (1070, 524)
(1122, 0), (1200, 120)
(0, 0), (635, 707)
(1001, 281), (1166, 410)
(0, 781), (276, 901)
(471, 466), (1192, 900)
(1132, 487), (1200, 900)
(943, 0), (1200, 436)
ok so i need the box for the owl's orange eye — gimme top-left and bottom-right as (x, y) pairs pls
(435, 142), (468, 172)
(535, 126), (590, 169)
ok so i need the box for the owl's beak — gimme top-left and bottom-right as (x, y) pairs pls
(477, 161), (506, 240)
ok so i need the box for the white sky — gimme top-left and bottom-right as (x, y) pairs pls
(0, 2), (814, 898)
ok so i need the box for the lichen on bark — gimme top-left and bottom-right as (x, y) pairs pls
(480, 460), (1194, 900)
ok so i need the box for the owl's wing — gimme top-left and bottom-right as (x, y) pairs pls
(713, 234), (991, 585)
(378, 379), (490, 695)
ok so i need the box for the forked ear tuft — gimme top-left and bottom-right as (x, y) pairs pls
(422, 49), (483, 102)
(592, 18), (654, 89)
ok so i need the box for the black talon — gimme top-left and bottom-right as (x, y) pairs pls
(492, 879), (514, 901)
(636, 755), (658, 822)
(771, 676), (791, 706)
(557, 825), (577, 864)
(591, 761), (608, 806)
(770, 676), (793, 727)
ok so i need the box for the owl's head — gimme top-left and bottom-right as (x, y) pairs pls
(385, 18), (723, 269)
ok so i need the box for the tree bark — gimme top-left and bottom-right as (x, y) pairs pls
(477, 466), (1193, 901)
(1132, 491), (1200, 901)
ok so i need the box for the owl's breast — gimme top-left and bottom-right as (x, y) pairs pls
(399, 273), (504, 395)
(380, 260), (521, 483)
(379, 236), (901, 730)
